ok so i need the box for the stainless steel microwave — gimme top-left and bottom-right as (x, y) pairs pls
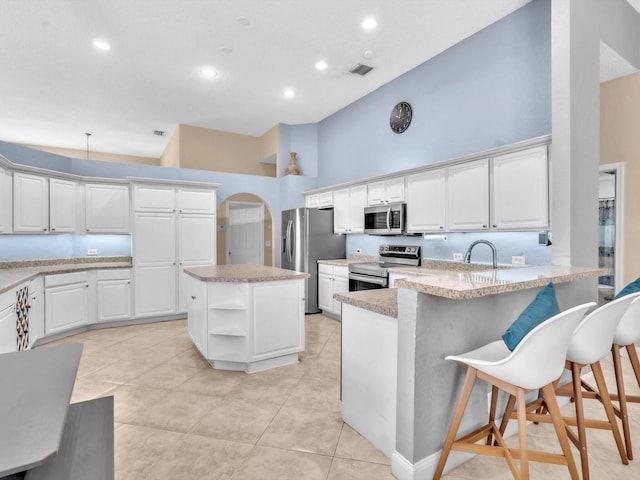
(364, 203), (406, 235)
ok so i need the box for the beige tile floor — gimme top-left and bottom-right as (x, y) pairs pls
(45, 314), (640, 480)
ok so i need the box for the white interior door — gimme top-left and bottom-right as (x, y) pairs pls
(226, 202), (264, 265)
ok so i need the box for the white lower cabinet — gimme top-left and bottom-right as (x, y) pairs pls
(45, 272), (92, 335)
(97, 269), (132, 322)
(28, 276), (44, 347)
(135, 264), (176, 317)
(186, 275), (305, 373)
(0, 288), (18, 354)
(318, 264), (348, 317)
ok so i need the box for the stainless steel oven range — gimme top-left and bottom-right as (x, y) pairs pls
(348, 245), (421, 291)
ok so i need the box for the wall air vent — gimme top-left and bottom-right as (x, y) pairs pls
(350, 63), (373, 76)
(153, 130), (165, 136)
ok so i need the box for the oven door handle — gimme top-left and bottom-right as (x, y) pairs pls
(349, 273), (388, 286)
(386, 207), (391, 231)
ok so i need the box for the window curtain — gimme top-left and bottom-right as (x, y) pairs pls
(599, 199), (615, 286)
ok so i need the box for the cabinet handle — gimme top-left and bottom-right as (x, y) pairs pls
(51, 228), (56, 231)
(86, 228), (90, 232)
(127, 281), (131, 284)
(86, 284), (89, 287)
(43, 228), (47, 231)
(439, 226), (444, 229)
(492, 224), (497, 228)
(482, 225), (487, 229)
(191, 295), (196, 300)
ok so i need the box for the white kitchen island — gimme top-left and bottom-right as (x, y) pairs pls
(183, 264), (309, 373)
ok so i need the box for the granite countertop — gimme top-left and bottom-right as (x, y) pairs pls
(317, 255), (379, 266)
(184, 264), (310, 282)
(335, 288), (398, 319)
(395, 265), (607, 300)
(0, 257), (132, 294)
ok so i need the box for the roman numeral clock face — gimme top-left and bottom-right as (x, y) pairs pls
(390, 101), (412, 134)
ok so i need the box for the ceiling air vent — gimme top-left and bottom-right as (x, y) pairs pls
(153, 130), (165, 136)
(350, 63), (373, 76)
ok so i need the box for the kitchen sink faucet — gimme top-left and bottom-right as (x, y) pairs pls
(464, 240), (497, 269)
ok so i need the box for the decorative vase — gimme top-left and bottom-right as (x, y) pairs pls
(285, 152), (301, 175)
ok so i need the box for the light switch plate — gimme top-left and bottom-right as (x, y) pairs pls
(512, 255), (525, 265)
(87, 249), (98, 256)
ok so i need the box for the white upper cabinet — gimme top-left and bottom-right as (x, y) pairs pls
(49, 178), (78, 233)
(133, 184), (176, 212)
(491, 146), (549, 230)
(0, 167), (11, 233)
(305, 193), (320, 209)
(319, 191), (334, 208)
(13, 172), (49, 232)
(85, 183), (130, 233)
(367, 177), (405, 206)
(447, 159), (490, 231)
(178, 187), (216, 214)
(406, 169), (446, 233)
(334, 185), (367, 234)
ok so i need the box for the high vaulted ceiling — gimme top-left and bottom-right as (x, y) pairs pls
(0, 0), (636, 160)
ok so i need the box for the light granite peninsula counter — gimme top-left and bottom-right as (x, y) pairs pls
(335, 264), (605, 479)
(183, 264), (310, 373)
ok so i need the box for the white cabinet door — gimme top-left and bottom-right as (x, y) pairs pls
(177, 214), (216, 312)
(447, 159), (489, 231)
(186, 274), (208, 355)
(134, 212), (177, 317)
(28, 276), (44, 347)
(333, 188), (350, 233)
(367, 181), (387, 206)
(49, 178), (77, 233)
(85, 183), (130, 233)
(491, 146), (549, 230)
(13, 172), (48, 232)
(406, 169), (446, 233)
(305, 194), (320, 209)
(178, 188), (216, 214)
(348, 185), (367, 234)
(133, 184), (176, 212)
(0, 167), (11, 233)
(318, 191), (333, 208)
(318, 273), (334, 313)
(45, 282), (90, 335)
(385, 177), (406, 204)
(97, 280), (132, 322)
(332, 267), (349, 315)
(0, 304), (16, 354)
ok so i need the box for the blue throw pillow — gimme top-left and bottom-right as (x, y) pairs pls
(614, 278), (640, 299)
(502, 282), (560, 351)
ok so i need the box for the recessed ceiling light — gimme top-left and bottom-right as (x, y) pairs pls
(363, 50), (376, 60)
(92, 39), (111, 51)
(362, 17), (377, 30)
(315, 60), (328, 70)
(199, 67), (218, 79)
(236, 16), (250, 26)
(283, 89), (295, 98)
(220, 46), (233, 54)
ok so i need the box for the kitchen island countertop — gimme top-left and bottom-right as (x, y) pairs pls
(184, 264), (309, 282)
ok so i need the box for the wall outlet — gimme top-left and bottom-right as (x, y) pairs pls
(453, 253), (463, 261)
(87, 248), (98, 256)
(512, 255), (525, 265)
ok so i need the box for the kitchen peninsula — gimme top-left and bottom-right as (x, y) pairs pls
(183, 264), (309, 373)
(336, 263), (605, 479)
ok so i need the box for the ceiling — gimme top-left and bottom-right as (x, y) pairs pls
(0, 0), (636, 160)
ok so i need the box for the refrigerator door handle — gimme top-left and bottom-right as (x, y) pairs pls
(286, 220), (294, 263)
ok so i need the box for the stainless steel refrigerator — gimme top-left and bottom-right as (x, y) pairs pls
(281, 208), (346, 314)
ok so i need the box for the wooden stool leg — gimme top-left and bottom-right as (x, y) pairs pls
(591, 361), (628, 465)
(540, 383), (580, 480)
(516, 388), (529, 480)
(627, 344), (640, 390)
(434, 368), (477, 480)
(497, 394), (516, 443)
(612, 344), (633, 460)
(487, 385), (499, 445)
(570, 362), (589, 480)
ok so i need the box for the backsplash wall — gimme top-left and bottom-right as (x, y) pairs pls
(0, 235), (132, 262)
(345, 231), (551, 266)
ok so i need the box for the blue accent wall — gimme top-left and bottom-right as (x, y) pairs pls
(316, 0), (550, 187)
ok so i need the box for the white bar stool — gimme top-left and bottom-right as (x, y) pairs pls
(433, 302), (595, 480)
(610, 294), (640, 460)
(550, 293), (636, 480)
